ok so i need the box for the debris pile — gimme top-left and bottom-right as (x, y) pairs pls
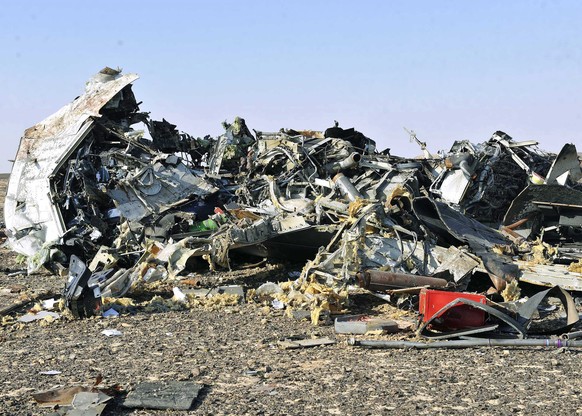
(6, 67), (582, 339)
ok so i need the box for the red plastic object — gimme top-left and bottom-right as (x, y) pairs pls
(419, 289), (487, 329)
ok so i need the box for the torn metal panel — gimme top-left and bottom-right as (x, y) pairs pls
(64, 255), (103, 318)
(5, 68), (139, 256)
(516, 261), (582, 291)
(6, 68), (227, 280)
(431, 168), (472, 205)
(556, 245), (582, 262)
(32, 386), (98, 408)
(431, 246), (480, 283)
(430, 141), (476, 204)
(108, 161), (218, 221)
(67, 391), (111, 416)
(545, 143), (582, 186)
(359, 235), (440, 274)
(516, 285), (579, 334)
(413, 197), (509, 248)
(413, 196), (518, 288)
(503, 184), (582, 242)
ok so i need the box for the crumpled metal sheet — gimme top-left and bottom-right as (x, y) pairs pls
(108, 160), (218, 221)
(413, 196), (519, 287)
(5, 69), (139, 256)
(545, 143), (582, 185)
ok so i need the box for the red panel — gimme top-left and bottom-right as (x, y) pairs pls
(419, 289), (487, 329)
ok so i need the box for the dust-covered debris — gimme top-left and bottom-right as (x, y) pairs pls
(3, 69), (582, 406)
(123, 381), (202, 410)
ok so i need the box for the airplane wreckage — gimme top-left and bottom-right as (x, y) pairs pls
(6, 67), (582, 339)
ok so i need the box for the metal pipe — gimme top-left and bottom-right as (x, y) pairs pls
(332, 173), (363, 202)
(317, 197), (350, 214)
(531, 200), (582, 209)
(325, 153), (362, 173)
(505, 217), (529, 230)
(348, 338), (582, 349)
(357, 269), (448, 291)
(563, 330), (582, 340)
(500, 226), (523, 240)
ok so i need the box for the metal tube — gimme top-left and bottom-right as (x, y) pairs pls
(357, 269), (448, 291)
(317, 197), (350, 214)
(563, 330), (582, 340)
(505, 217), (529, 230)
(349, 338), (582, 349)
(326, 153), (362, 173)
(500, 226), (522, 239)
(332, 173), (363, 202)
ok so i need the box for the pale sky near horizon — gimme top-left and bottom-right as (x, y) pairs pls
(2, 1), (582, 173)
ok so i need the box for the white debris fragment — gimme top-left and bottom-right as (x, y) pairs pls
(256, 282), (283, 297)
(41, 298), (57, 310)
(172, 287), (187, 303)
(18, 311), (60, 323)
(101, 329), (123, 337)
(90, 229), (102, 241)
(39, 370), (62, 375)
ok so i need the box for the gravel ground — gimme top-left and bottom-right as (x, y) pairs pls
(2, 176), (582, 416)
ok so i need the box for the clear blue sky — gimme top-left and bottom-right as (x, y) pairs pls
(2, 0), (582, 173)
